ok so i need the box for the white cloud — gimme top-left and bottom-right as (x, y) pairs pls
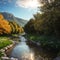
(8, 0), (12, 3)
(16, 0), (42, 9)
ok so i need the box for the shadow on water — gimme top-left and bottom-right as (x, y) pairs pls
(10, 36), (56, 60)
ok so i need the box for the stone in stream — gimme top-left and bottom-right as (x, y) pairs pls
(54, 56), (60, 60)
(1, 57), (9, 60)
(36, 55), (44, 60)
(10, 57), (18, 60)
(1, 57), (18, 60)
(37, 42), (41, 46)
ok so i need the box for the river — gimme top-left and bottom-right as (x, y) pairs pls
(9, 36), (56, 60)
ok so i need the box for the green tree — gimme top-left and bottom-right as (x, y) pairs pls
(24, 19), (36, 34)
(40, 0), (60, 35)
(24, 0), (60, 36)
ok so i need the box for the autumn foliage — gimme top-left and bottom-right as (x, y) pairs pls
(0, 14), (24, 35)
(9, 21), (24, 34)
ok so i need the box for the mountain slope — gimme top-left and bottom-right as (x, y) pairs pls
(0, 12), (28, 27)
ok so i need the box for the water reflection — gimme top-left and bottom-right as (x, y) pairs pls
(11, 36), (34, 60)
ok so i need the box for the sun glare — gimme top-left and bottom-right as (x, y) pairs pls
(16, 0), (42, 9)
(26, 0), (40, 9)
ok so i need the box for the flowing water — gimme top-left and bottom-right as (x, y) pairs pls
(10, 36), (55, 60)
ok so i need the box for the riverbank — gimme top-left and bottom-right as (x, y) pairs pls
(0, 37), (12, 58)
(0, 34), (22, 60)
(25, 34), (60, 57)
(0, 34), (60, 60)
(0, 36), (14, 59)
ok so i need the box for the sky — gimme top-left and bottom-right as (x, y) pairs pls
(0, 0), (41, 20)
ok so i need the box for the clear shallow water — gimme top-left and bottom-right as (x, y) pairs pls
(10, 36), (54, 60)
(10, 36), (35, 60)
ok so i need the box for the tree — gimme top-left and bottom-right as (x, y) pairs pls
(24, 19), (36, 34)
(9, 21), (24, 34)
(0, 14), (24, 35)
(40, 0), (60, 35)
(0, 14), (11, 34)
(24, 0), (60, 36)
(9, 22), (15, 33)
(0, 14), (4, 20)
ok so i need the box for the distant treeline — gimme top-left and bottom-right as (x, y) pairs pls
(24, 0), (60, 36)
(0, 14), (24, 35)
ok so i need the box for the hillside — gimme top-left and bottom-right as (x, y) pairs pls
(0, 12), (28, 27)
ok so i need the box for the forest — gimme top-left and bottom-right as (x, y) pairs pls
(24, 0), (60, 51)
(0, 14), (24, 35)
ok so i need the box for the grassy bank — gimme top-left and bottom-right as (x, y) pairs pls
(0, 37), (12, 49)
(0, 37), (12, 57)
(25, 34), (60, 51)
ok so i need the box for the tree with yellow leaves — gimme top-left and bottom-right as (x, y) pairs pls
(0, 14), (4, 20)
(9, 21), (24, 34)
(18, 26), (24, 33)
(0, 14), (11, 34)
(0, 14), (24, 35)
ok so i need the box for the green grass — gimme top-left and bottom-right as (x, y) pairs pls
(0, 37), (12, 58)
(0, 37), (12, 49)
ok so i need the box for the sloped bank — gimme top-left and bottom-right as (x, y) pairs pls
(1, 42), (18, 60)
(0, 37), (18, 60)
(25, 34), (60, 51)
(24, 34), (60, 60)
(0, 37), (12, 58)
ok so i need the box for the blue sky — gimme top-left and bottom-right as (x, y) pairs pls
(0, 0), (40, 20)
